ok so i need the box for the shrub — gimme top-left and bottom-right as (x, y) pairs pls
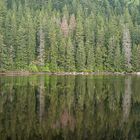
(38, 64), (50, 72)
(29, 64), (38, 72)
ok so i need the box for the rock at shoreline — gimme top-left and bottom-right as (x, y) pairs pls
(136, 72), (140, 75)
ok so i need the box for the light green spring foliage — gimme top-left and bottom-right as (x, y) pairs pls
(0, 0), (140, 72)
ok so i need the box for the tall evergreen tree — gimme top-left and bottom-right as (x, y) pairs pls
(95, 46), (104, 71)
(114, 44), (122, 72)
(132, 45), (140, 71)
(85, 17), (95, 71)
(26, 10), (36, 66)
(58, 35), (66, 71)
(95, 25), (105, 71)
(0, 34), (6, 70)
(49, 16), (58, 72)
(75, 6), (86, 71)
(16, 17), (28, 70)
(0, 0), (8, 70)
(106, 36), (116, 71)
(4, 12), (16, 70)
(58, 15), (69, 71)
(65, 37), (75, 71)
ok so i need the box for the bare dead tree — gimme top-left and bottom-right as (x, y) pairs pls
(61, 16), (69, 37)
(38, 27), (45, 66)
(123, 25), (132, 69)
(122, 76), (132, 123)
(38, 76), (45, 122)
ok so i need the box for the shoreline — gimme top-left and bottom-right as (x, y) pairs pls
(0, 71), (140, 76)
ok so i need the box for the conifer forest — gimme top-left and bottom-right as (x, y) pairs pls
(1, 1), (140, 140)
(0, 0), (140, 72)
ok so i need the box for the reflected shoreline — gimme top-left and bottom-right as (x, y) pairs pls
(0, 75), (140, 140)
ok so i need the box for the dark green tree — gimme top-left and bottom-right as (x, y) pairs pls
(15, 17), (28, 70)
(65, 37), (75, 71)
(132, 45), (140, 71)
(0, 34), (6, 70)
(48, 16), (58, 72)
(75, 6), (85, 71)
(85, 17), (95, 71)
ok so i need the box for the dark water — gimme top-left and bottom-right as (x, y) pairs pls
(0, 75), (140, 140)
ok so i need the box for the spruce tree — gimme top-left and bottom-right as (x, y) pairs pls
(114, 45), (122, 72)
(95, 46), (104, 71)
(106, 36), (115, 71)
(58, 15), (69, 71)
(95, 25), (105, 71)
(16, 17), (28, 70)
(49, 16), (58, 72)
(58, 35), (66, 71)
(85, 17), (95, 71)
(65, 37), (75, 71)
(0, 0), (7, 70)
(26, 10), (36, 66)
(75, 7), (85, 71)
(0, 34), (6, 71)
(132, 45), (140, 71)
(4, 12), (15, 70)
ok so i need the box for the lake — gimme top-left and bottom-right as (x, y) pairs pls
(0, 75), (140, 140)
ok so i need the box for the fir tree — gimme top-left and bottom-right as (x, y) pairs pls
(75, 7), (85, 71)
(132, 45), (140, 71)
(95, 46), (104, 71)
(49, 17), (58, 72)
(65, 37), (75, 71)
(85, 17), (95, 71)
(26, 10), (36, 66)
(114, 45), (122, 72)
(0, 34), (6, 70)
(15, 17), (28, 70)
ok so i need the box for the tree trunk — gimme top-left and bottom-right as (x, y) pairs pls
(123, 25), (132, 69)
(38, 27), (45, 66)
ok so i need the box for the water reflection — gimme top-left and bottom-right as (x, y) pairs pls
(123, 76), (132, 123)
(0, 75), (140, 140)
(37, 76), (45, 122)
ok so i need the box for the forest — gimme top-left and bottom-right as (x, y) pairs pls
(0, 0), (140, 72)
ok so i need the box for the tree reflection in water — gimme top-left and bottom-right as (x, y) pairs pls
(0, 75), (140, 140)
(122, 76), (132, 122)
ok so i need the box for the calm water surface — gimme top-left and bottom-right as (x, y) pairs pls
(0, 75), (140, 140)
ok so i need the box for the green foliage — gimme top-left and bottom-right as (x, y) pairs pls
(95, 46), (104, 71)
(29, 64), (38, 72)
(0, 0), (140, 72)
(1, 75), (140, 139)
(48, 18), (58, 72)
(29, 64), (50, 72)
(75, 11), (86, 72)
(65, 37), (75, 71)
(132, 45), (140, 71)
(38, 65), (50, 72)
